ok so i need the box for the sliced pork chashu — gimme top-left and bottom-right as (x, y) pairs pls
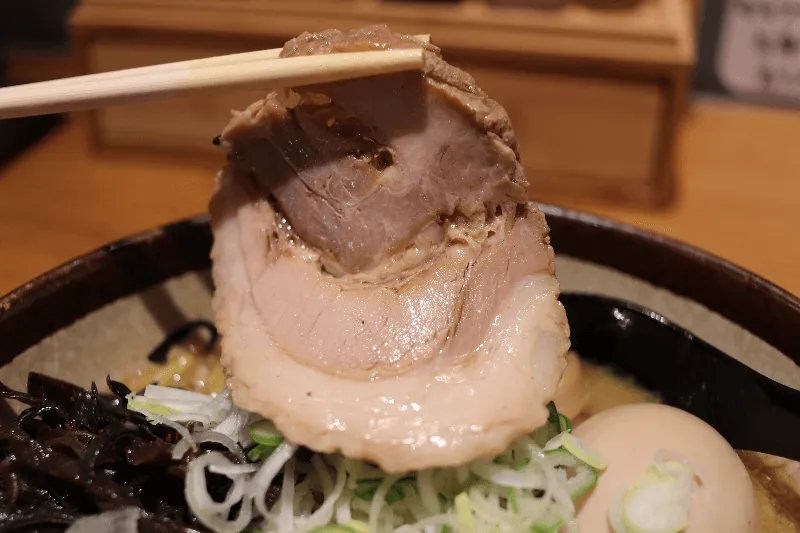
(210, 26), (570, 473)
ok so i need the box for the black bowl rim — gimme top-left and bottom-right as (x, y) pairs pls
(0, 204), (798, 368)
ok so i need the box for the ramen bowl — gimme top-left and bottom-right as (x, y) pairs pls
(0, 205), (798, 527)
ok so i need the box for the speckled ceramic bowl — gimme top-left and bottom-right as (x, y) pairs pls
(0, 205), (798, 512)
(3, 205), (797, 391)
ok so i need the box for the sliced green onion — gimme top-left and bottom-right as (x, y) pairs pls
(622, 480), (690, 533)
(652, 459), (696, 481)
(611, 456), (698, 533)
(142, 384), (212, 402)
(530, 512), (564, 533)
(342, 521), (369, 533)
(513, 459), (532, 471)
(568, 468), (598, 500)
(532, 402), (563, 446)
(127, 398), (180, 416)
(545, 449), (598, 499)
(507, 488), (519, 513)
(454, 492), (476, 533)
(546, 402), (561, 431)
(558, 413), (572, 433)
(248, 420), (284, 447)
(308, 525), (361, 533)
(247, 443), (277, 462)
(162, 384), (597, 532)
(354, 478), (406, 504)
(641, 466), (677, 486)
(559, 433), (607, 470)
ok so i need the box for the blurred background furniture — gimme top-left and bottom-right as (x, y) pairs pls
(68, 0), (696, 207)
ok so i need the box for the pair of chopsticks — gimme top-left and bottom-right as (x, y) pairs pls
(0, 35), (430, 120)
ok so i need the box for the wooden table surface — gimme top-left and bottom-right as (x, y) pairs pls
(1, 100), (799, 297)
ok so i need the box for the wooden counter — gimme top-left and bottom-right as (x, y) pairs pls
(1, 100), (799, 297)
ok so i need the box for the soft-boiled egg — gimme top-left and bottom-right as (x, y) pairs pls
(572, 403), (756, 533)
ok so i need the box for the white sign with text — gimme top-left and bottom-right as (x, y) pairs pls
(716, 0), (800, 100)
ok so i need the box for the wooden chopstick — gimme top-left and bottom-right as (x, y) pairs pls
(0, 47), (426, 120)
(3, 34), (432, 95)
(18, 49), (287, 93)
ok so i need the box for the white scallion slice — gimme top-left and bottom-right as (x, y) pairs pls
(544, 449), (599, 499)
(249, 442), (297, 518)
(299, 457), (347, 530)
(566, 466), (598, 500)
(560, 433), (607, 470)
(127, 398), (180, 416)
(184, 452), (252, 533)
(143, 384), (213, 403)
(343, 520), (370, 533)
(470, 461), (548, 489)
(248, 419), (284, 447)
(171, 430), (246, 463)
(454, 492), (476, 533)
(127, 386), (233, 429)
(307, 525), (360, 533)
(653, 457), (697, 480)
(639, 460), (696, 490)
(133, 396), (209, 413)
(622, 480), (691, 533)
(531, 511), (564, 533)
